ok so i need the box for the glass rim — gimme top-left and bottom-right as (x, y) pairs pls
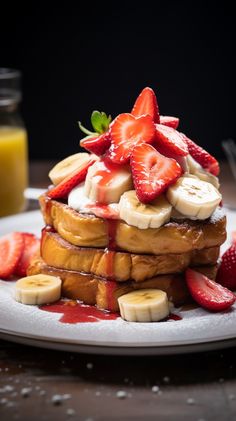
(0, 68), (21, 80)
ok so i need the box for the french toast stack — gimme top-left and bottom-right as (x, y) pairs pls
(28, 86), (226, 313)
(28, 194), (226, 312)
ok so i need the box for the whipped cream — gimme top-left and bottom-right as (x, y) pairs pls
(68, 183), (120, 219)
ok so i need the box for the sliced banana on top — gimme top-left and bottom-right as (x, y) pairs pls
(84, 160), (133, 204)
(118, 289), (170, 322)
(167, 176), (221, 220)
(186, 155), (220, 189)
(119, 190), (172, 229)
(49, 153), (95, 186)
(15, 274), (62, 305)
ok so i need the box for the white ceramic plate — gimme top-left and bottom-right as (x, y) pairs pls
(0, 209), (236, 355)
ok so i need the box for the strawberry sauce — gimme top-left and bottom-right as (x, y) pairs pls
(107, 219), (118, 250)
(166, 313), (182, 321)
(105, 280), (118, 311)
(39, 301), (182, 323)
(40, 300), (119, 323)
(94, 160), (120, 203)
(104, 219), (118, 306)
(85, 203), (119, 219)
(105, 251), (116, 278)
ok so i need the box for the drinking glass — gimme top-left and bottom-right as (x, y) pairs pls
(0, 68), (28, 217)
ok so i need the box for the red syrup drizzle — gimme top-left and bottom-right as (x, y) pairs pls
(40, 300), (119, 323)
(87, 158), (120, 310)
(86, 203), (119, 220)
(106, 219), (118, 250)
(93, 160), (121, 204)
(105, 280), (118, 311)
(104, 218), (118, 310)
(105, 250), (116, 278)
(85, 161), (121, 219)
(166, 313), (182, 321)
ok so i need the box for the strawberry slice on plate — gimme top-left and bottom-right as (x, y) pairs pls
(182, 134), (220, 176)
(155, 124), (188, 157)
(160, 115), (179, 129)
(0, 232), (24, 279)
(131, 143), (182, 203)
(216, 245), (236, 290)
(107, 113), (156, 164)
(80, 132), (111, 156)
(131, 87), (160, 123)
(186, 268), (235, 312)
(48, 157), (96, 199)
(15, 233), (40, 277)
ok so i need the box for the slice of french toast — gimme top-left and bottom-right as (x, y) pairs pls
(40, 194), (226, 255)
(28, 257), (218, 312)
(41, 228), (220, 282)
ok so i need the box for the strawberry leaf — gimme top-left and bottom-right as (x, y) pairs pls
(91, 111), (112, 134)
(78, 121), (96, 136)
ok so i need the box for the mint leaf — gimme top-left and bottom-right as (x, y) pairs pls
(91, 111), (112, 134)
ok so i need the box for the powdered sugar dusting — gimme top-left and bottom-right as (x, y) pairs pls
(209, 207), (225, 224)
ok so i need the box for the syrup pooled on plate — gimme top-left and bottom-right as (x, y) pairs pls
(40, 300), (119, 324)
(166, 313), (182, 321)
(40, 299), (182, 323)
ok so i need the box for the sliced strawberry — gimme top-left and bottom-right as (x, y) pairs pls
(155, 124), (188, 157)
(216, 245), (236, 290)
(182, 134), (220, 176)
(80, 132), (111, 156)
(107, 113), (156, 164)
(153, 143), (189, 172)
(160, 115), (179, 129)
(0, 232), (24, 279)
(15, 233), (40, 277)
(186, 268), (235, 312)
(47, 157), (96, 199)
(131, 87), (160, 123)
(131, 143), (182, 203)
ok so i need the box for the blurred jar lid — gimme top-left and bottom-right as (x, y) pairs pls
(0, 68), (22, 106)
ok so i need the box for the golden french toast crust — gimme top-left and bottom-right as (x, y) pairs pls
(28, 257), (217, 312)
(39, 194), (226, 255)
(41, 229), (220, 282)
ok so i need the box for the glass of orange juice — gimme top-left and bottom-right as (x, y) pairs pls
(0, 69), (28, 217)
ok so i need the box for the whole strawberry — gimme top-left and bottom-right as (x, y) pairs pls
(216, 244), (236, 290)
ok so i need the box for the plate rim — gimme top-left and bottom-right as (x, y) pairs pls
(1, 328), (236, 355)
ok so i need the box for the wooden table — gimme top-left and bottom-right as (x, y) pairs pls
(0, 161), (236, 421)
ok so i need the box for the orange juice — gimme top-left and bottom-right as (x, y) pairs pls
(0, 127), (28, 217)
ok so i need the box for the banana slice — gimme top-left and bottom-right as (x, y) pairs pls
(49, 153), (96, 186)
(84, 160), (133, 204)
(15, 274), (61, 305)
(167, 176), (221, 220)
(118, 289), (170, 322)
(186, 155), (220, 189)
(119, 190), (172, 229)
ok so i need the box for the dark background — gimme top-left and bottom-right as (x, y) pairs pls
(1, 3), (235, 160)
